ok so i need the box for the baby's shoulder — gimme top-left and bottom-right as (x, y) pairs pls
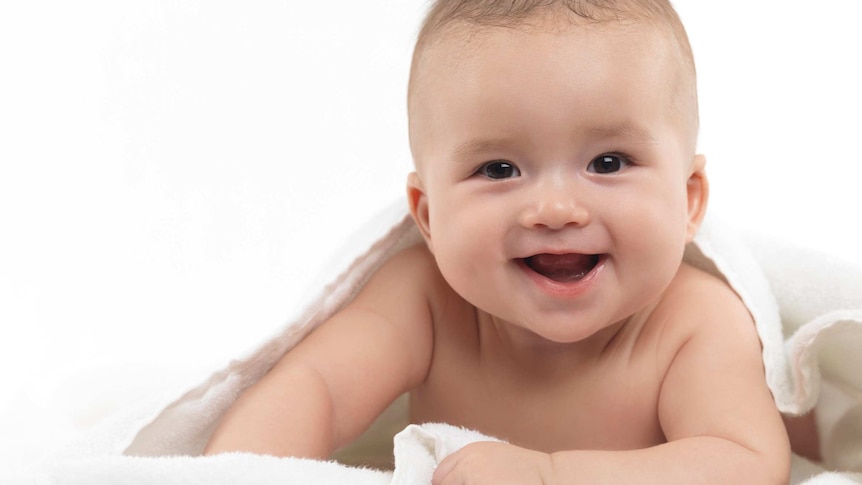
(651, 262), (755, 343)
(375, 242), (441, 288)
(665, 262), (746, 312)
(365, 242), (454, 306)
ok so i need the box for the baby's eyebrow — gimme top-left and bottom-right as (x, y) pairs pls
(588, 123), (657, 142)
(452, 138), (511, 160)
(450, 123), (656, 161)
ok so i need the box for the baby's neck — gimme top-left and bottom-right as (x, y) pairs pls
(474, 307), (654, 376)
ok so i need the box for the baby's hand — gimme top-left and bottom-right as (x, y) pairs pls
(432, 441), (554, 485)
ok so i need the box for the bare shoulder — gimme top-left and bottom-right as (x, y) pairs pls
(666, 262), (745, 307)
(352, 241), (447, 314)
(344, 241), (442, 333)
(658, 262), (754, 336)
(370, 241), (439, 284)
(653, 266), (790, 481)
(643, 261), (760, 373)
(269, 241), (447, 399)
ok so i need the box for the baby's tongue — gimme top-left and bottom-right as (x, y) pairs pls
(527, 253), (595, 282)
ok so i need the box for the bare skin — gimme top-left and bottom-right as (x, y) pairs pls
(206, 245), (791, 483)
(206, 12), (793, 485)
(412, 259), (709, 454)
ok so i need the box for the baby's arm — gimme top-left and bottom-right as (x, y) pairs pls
(434, 269), (791, 485)
(549, 279), (790, 483)
(204, 245), (435, 458)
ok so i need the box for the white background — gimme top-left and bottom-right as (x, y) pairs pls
(1, 0), (861, 457)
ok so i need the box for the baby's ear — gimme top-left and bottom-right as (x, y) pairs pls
(407, 172), (433, 252)
(685, 154), (709, 242)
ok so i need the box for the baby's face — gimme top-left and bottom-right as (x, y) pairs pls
(408, 20), (706, 345)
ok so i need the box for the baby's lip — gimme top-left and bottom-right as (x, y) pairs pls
(519, 253), (603, 283)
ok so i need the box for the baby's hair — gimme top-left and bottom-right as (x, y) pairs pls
(408, 0), (700, 153)
(413, 0), (693, 56)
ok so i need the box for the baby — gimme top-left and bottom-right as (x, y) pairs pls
(206, 1), (794, 483)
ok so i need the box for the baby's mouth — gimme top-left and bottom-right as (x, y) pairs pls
(522, 253), (602, 283)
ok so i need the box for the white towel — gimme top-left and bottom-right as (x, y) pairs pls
(2, 202), (861, 484)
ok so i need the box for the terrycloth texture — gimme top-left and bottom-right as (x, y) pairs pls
(0, 424), (496, 485)
(3, 201), (861, 484)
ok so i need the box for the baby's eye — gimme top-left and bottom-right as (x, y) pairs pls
(588, 154), (629, 174)
(477, 160), (521, 179)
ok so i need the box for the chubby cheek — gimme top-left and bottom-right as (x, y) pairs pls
(427, 200), (507, 305)
(430, 239), (495, 315)
(633, 174), (690, 233)
(609, 184), (690, 281)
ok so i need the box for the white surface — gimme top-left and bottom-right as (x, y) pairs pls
(1, 0), (861, 458)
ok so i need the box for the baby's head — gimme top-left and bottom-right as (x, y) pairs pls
(407, 0), (699, 170)
(404, 1), (709, 344)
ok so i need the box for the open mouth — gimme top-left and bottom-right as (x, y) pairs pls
(522, 253), (602, 283)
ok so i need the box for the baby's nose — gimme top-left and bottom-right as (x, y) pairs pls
(518, 186), (591, 230)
